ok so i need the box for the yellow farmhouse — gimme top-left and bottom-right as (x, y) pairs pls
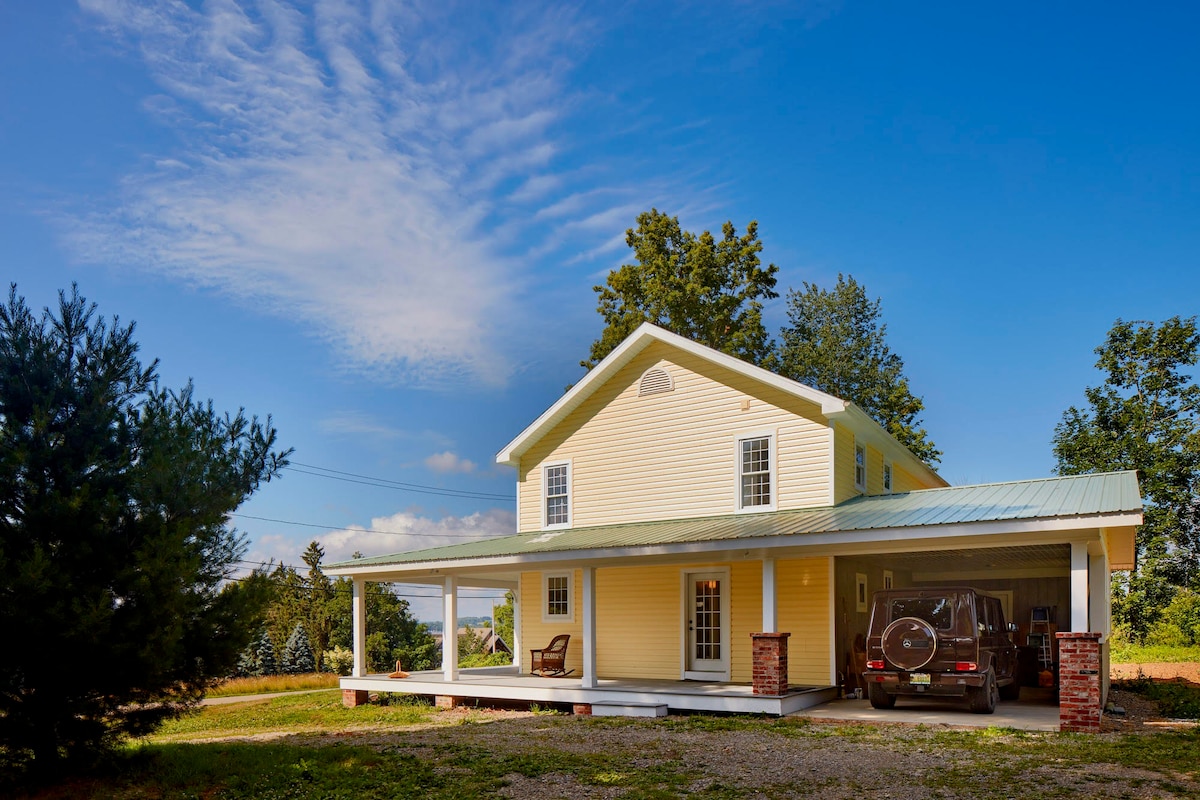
(327, 323), (1141, 723)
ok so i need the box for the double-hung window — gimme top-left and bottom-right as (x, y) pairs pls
(854, 441), (867, 493)
(882, 461), (893, 494)
(542, 571), (573, 622)
(737, 434), (775, 511)
(543, 462), (570, 528)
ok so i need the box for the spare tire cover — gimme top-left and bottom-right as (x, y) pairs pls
(881, 616), (938, 670)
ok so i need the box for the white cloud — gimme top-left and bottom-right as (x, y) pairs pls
(318, 508), (515, 563)
(70, 0), (670, 386)
(424, 451), (476, 474)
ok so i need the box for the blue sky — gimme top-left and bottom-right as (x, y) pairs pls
(3, 2), (1198, 620)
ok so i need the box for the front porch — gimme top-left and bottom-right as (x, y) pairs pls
(340, 665), (837, 716)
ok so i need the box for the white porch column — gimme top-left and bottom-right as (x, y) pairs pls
(512, 578), (522, 673)
(582, 566), (597, 688)
(443, 576), (458, 681)
(1089, 551), (1109, 639)
(351, 577), (366, 677)
(1070, 541), (1089, 631)
(762, 558), (777, 633)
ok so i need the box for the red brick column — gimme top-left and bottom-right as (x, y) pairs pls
(342, 689), (369, 708)
(1057, 632), (1103, 733)
(751, 632), (790, 696)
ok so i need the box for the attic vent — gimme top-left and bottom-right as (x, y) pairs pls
(638, 367), (674, 397)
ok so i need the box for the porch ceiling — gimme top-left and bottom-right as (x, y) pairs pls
(852, 543), (1071, 573)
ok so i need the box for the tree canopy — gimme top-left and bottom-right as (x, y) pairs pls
(0, 285), (289, 769)
(1053, 316), (1200, 638)
(583, 209), (779, 370)
(777, 274), (941, 465)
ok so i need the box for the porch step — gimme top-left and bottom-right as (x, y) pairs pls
(591, 702), (668, 718)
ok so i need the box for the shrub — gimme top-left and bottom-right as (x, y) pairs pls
(255, 629), (278, 676)
(323, 646), (354, 676)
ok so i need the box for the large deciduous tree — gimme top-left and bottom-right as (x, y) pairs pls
(0, 285), (289, 769)
(1052, 316), (1200, 639)
(584, 209), (779, 370)
(777, 274), (941, 465)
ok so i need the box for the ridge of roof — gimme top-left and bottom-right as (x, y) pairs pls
(494, 322), (944, 487)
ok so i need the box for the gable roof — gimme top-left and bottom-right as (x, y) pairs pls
(495, 323), (943, 487)
(327, 471), (1141, 573)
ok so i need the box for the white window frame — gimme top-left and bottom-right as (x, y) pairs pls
(542, 460), (572, 530)
(882, 460), (893, 494)
(854, 440), (867, 493)
(541, 571), (574, 623)
(735, 431), (777, 513)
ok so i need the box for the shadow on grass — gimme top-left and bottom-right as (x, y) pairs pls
(6, 739), (502, 800)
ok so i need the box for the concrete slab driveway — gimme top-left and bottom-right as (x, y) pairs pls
(789, 689), (1060, 731)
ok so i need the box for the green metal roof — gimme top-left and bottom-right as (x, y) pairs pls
(328, 471), (1141, 570)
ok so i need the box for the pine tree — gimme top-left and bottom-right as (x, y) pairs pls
(282, 623), (316, 674)
(255, 629), (278, 676)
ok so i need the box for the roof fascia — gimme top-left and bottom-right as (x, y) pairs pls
(495, 322), (848, 467)
(324, 509), (1144, 579)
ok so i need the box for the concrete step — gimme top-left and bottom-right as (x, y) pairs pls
(591, 702), (668, 718)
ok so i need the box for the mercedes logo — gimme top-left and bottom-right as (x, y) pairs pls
(902, 639), (913, 649)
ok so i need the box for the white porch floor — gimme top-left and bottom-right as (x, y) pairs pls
(341, 666), (837, 716)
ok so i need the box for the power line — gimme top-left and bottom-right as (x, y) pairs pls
(230, 512), (509, 539)
(285, 460), (515, 502)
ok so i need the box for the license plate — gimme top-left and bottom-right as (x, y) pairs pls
(909, 673), (931, 685)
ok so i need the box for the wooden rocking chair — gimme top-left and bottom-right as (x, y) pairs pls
(530, 634), (574, 677)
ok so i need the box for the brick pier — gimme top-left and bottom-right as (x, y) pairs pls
(1057, 632), (1103, 733)
(751, 632), (790, 695)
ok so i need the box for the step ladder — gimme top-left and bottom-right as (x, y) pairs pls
(1029, 606), (1055, 670)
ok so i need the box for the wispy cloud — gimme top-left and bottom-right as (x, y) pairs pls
(424, 451), (476, 474)
(70, 0), (673, 386)
(317, 508), (514, 562)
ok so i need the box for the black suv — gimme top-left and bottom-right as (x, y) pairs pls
(863, 587), (1019, 714)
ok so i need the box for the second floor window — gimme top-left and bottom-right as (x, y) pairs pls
(854, 441), (867, 492)
(883, 461), (893, 494)
(739, 436), (773, 509)
(544, 463), (570, 527)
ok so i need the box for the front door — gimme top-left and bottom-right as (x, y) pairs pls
(684, 571), (729, 680)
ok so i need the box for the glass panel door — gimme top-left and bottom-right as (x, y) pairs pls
(685, 571), (728, 679)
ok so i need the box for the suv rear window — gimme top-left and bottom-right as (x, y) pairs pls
(888, 596), (954, 630)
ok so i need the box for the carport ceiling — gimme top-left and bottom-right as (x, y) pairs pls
(855, 543), (1071, 573)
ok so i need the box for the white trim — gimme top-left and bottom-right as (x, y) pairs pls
(513, 575), (523, 672)
(762, 558), (777, 633)
(541, 460), (572, 530)
(581, 566), (597, 688)
(351, 578), (366, 677)
(735, 430), (777, 513)
(681, 567), (732, 681)
(853, 438), (867, 494)
(1070, 541), (1089, 631)
(325, 510), (1145, 578)
(443, 576), (458, 681)
(541, 570), (575, 624)
(883, 569), (894, 589)
(826, 422), (837, 505)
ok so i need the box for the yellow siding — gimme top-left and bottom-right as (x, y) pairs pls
(892, 463), (928, 493)
(777, 558), (832, 685)
(518, 570), (583, 676)
(521, 560), (830, 686)
(833, 423), (859, 504)
(517, 341), (831, 532)
(866, 443), (885, 495)
(595, 565), (681, 679)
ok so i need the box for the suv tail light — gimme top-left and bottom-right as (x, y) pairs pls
(954, 661), (978, 672)
(866, 660), (885, 670)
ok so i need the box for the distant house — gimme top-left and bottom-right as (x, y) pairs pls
(329, 323), (1139, 726)
(430, 627), (511, 655)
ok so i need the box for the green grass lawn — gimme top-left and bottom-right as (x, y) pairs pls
(1110, 644), (1200, 664)
(205, 673), (342, 697)
(6, 693), (1199, 799)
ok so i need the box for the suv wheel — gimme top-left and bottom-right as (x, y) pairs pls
(968, 669), (998, 714)
(868, 681), (896, 709)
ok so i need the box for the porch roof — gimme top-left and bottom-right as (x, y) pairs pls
(328, 471), (1141, 571)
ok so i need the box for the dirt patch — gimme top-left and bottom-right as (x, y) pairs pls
(1112, 662), (1200, 684)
